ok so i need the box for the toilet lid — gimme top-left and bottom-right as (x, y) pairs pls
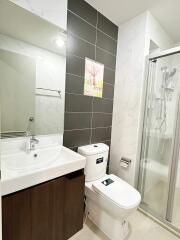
(92, 174), (141, 209)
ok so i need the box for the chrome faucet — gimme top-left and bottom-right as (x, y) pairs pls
(25, 117), (39, 151)
(29, 136), (39, 150)
(26, 131), (39, 151)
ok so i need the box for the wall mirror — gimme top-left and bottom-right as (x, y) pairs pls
(0, 0), (66, 138)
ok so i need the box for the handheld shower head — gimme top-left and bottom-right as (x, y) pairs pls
(169, 68), (176, 77)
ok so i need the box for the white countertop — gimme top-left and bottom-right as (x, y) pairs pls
(1, 146), (86, 196)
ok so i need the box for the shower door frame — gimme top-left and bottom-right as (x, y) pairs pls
(136, 46), (180, 236)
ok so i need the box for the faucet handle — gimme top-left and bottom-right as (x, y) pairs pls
(31, 137), (39, 144)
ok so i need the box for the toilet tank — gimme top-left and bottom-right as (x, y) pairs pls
(78, 143), (109, 182)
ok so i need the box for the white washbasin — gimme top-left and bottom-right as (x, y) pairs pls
(2, 145), (62, 171)
(1, 142), (86, 196)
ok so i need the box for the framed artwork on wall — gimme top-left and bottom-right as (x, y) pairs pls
(84, 58), (104, 98)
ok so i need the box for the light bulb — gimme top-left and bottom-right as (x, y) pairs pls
(55, 37), (65, 48)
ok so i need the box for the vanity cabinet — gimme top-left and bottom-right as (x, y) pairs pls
(2, 170), (85, 240)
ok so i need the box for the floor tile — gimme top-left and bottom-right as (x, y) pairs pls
(69, 210), (180, 240)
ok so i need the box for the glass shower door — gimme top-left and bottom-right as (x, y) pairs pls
(138, 53), (180, 221)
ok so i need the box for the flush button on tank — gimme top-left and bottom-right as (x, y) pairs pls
(102, 178), (114, 186)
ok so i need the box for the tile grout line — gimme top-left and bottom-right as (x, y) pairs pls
(68, 9), (118, 42)
(68, 29), (117, 54)
(66, 73), (115, 86)
(65, 126), (112, 132)
(65, 91), (114, 101)
(67, 38), (117, 58)
(90, 97), (94, 144)
(96, 45), (117, 57)
(67, 53), (116, 71)
(65, 111), (112, 115)
(90, 12), (98, 144)
(67, 70), (115, 79)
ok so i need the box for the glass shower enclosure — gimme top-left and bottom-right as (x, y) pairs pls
(138, 47), (180, 233)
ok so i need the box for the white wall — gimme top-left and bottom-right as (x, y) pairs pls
(110, 11), (173, 186)
(10, 0), (67, 30)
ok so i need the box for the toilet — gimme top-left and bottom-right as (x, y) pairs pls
(78, 143), (141, 240)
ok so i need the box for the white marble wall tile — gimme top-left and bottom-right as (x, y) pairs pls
(110, 12), (147, 186)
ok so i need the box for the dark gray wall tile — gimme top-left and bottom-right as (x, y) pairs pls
(64, 129), (91, 147)
(92, 113), (112, 128)
(66, 74), (84, 94)
(91, 127), (112, 143)
(66, 54), (85, 76)
(65, 93), (92, 112)
(67, 11), (96, 44)
(103, 83), (114, 99)
(97, 12), (118, 40)
(93, 98), (113, 113)
(65, 1), (118, 155)
(68, 0), (97, 26)
(97, 30), (117, 55)
(67, 34), (95, 59)
(96, 47), (116, 69)
(64, 112), (91, 130)
(104, 68), (115, 85)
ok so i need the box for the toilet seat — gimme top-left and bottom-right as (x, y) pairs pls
(92, 174), (141, 210)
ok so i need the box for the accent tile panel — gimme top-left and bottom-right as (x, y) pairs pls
(65, 93), (92, 112)
(67, 34), (95, 59)
(68, 0), (97, 26)
(91, 127), (112, 143)
(103, 83), (114, 99)
(64, 0), (118, 151)
(67, 11), (96, 44)
(64, 112), (92, 130)
(93, 98), (113, 113)
(97, 30), (117, 55)
(66, 74), (84, 94)
(96, 47), (116, 69)
(64, 129), (91, 147)
(97, 12), (118, 40)
(92, 113), (112, 128)
(104, 68), (116, 84)
(66, 54), (85, 76)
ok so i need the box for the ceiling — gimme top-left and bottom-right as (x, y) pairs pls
(86, 0), (180, 43)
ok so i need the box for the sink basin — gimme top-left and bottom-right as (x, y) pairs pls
(2, 146), (62, 171)
(1, 145), (86, 196)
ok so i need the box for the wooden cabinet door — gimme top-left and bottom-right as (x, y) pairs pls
(2, 170), (84, 240)
(31, 181), (53, 240)
(51, 177), (65, 240)
(64, 171), (85, 240)
(31, 178), (66, 240)
(2, 189), (31, 240)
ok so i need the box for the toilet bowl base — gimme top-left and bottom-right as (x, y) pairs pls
(86, 198), (129, 240)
